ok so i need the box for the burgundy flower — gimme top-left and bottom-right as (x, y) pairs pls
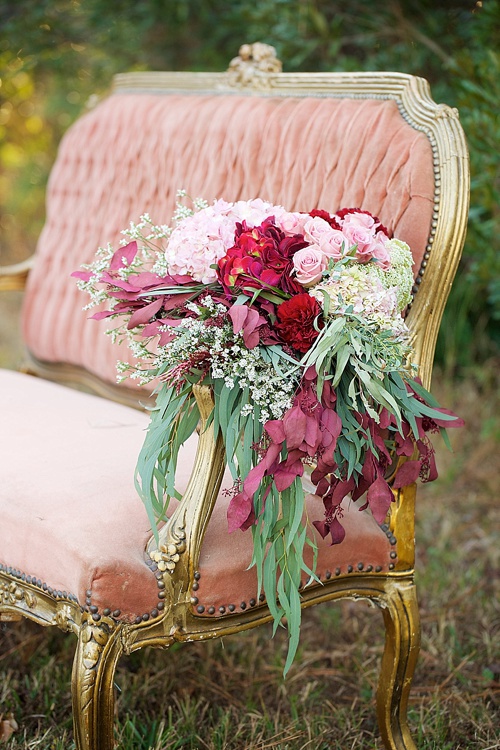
(217, 218), (306, 295)
(217, 243), (265, 292)
(262, 233), (307, 295)
(309, 209), (342, 231)
(274, 294), (323, 353)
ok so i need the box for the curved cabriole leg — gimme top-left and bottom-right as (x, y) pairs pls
(376, 579), (420, 750)
(72, 614), (124, 750)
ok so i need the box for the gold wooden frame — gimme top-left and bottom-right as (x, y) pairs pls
(0, 47), (469, 750)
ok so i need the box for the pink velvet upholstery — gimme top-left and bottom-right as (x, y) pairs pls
(193, 491), (394, 617)
(0, 369), (394, 621)
(21, 93), (434, 388)
(0, 370), (160, 621)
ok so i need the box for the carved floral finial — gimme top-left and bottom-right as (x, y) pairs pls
(226, 42), (282, 90)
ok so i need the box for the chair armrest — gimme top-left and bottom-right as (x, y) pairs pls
(389, 482), (416, 570)
(0, 257), (34, 291)
(147, 385), (226, 605)
(384, 452), (416, 569)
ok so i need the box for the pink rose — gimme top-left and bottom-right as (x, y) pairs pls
(369, 237), (391, 269)
(342, 224), (376, 261)
(292, 245), (327, 287)
(303, 216), (335, 245)
(319, 229), (348, 260)
(341, 211), (378, 232)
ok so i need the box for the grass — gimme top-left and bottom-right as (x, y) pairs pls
(0, 293), (499, 748)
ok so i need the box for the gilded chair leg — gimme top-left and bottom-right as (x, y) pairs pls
(376, 579), (420, 750)
(72, 614), (123, 750)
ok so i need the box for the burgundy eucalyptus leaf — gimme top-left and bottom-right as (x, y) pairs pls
(110, 241), (138, 270)
(304, 366), (317, 381)
(264, 420), (286, 444)
(228, 304), (248, 334)
(328, 516), (346, 545)
(127, 297), (164, 330)
(261, 441), (282, 471)
(142, 318), (183, 341)
(361, 453), (377, 484)
(129, 271), (167, 288)
(367, 476), (393, 524)
(315, 441), (337, 475)
(320, 408), (342, 447)
(242, 462), (268, 497)
(315, 478), (330, 497)
(395, 422), (415, 456)
(312, 519), (329, 539)
(283, 404), (307, 450)
(320, 379), (337, 408)
(351, 476), (370, 502)
(328, 477), (355, 507)
(392, 460), (422, 488)
(162, 292), (196, 310)
(227, 493), (255, 533)
(71, 270), (92, 281)
(99, 273), (141, 292)
(274, 464), (303, 492)
(89, 309), (116, 321)
(379, 408), (392, 430)
(304, 414), (322, 452)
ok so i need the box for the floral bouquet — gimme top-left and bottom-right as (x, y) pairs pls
(74, 193), (462, 671)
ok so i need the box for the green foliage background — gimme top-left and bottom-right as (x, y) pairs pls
(1, 0), (498, 368)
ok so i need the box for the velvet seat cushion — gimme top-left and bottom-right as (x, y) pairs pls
(0, 369), (395, 624)
(192, 490), (396, 618)
(0, 370), (161, 622)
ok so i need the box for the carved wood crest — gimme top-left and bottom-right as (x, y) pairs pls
(226, 42), (282, 90)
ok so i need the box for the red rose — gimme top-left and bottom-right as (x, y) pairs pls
(274, 294), (323, 353)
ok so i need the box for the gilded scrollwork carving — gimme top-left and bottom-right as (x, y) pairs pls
(54, 602), (79, 634)
(149, 520), (187, 573)
(0, 579), (37, 609)
(226, 42), (282, 90)
(119, 625), (136, 656)
(78, 614), (116, 712)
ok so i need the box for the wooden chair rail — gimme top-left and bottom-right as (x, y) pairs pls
(0, 257), (34, 291)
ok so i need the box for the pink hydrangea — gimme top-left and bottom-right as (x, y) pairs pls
(165, 209), (230, 283)
(278, 212), (309, 236)
(229, 198), (286, 227)
(164, 199), (286, 283)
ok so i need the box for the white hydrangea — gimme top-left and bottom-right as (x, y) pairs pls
(371, 238), (414, 312)
(310, 238), (414, 337)
(310, 263), (403, 334)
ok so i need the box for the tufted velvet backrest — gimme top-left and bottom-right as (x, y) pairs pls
(21, 92), (435, 387)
